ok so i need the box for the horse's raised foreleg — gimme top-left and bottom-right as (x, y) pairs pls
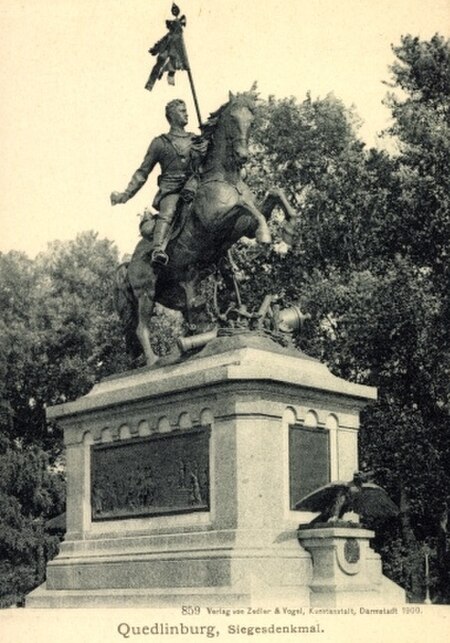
(238, 196), (272, 244)
(136, 292), (158, 366)
(259, 187), (298, 245)
(260, 187), (297, 220)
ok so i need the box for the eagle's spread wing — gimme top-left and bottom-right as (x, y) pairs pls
(352, 483), (399, 519)
(295, 482), (349, 512)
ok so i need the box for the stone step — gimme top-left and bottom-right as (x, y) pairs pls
(25, 583), (294, 608)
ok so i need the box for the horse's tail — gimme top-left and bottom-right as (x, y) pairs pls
(113, 262), (141, 361)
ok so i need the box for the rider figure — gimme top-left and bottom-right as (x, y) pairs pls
(111, 99), (202, 266)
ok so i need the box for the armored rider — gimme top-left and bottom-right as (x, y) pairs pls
(111, 99), (202, 266)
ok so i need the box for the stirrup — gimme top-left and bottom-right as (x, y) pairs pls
(151, 249), (169, 266)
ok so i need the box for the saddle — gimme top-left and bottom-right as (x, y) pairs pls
(139, 198), (191, 246)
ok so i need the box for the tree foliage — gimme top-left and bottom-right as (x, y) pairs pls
(0, 232), (130, 453)
(0, 433), (64, 607)
(234, 34), (450, 602)
(0, 232), (131, 605)
(385, 34), (450, 283)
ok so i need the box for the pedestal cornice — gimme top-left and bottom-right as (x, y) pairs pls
(47, 336), (376, 423)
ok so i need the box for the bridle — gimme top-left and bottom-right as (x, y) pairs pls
(223, 107), (252, 167)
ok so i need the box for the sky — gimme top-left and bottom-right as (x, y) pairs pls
(0, 0), (448, 259)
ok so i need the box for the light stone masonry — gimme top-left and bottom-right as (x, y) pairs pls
(26, 335), (404, 607)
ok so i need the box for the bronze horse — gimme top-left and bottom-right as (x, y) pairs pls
(115, 90), (298, 366)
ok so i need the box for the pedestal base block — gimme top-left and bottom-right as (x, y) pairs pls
(297, 525), (405, 606)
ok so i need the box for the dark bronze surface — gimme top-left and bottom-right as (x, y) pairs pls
(289, 424), (330, 510)
(294, 471), (400, 526)
(91, 427), (210, 521)
(112, 89), (298, 367)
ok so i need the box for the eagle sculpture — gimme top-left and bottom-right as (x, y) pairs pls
(295, 471), (399, 526)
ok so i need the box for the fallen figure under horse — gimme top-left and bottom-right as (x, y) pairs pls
(114, 90), (298, 366)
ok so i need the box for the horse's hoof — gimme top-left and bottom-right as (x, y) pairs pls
(256, 228), (272, 244)
(151, 249), (169, 267)
(142, 352), (158, 367)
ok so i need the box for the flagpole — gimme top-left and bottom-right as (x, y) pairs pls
(180, 32), (203, 128)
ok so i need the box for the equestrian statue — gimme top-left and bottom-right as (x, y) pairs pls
(111, 89), (298, 367)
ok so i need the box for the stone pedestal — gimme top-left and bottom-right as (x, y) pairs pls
(298, 525), (405, 606)
(26, 335), (402, 607)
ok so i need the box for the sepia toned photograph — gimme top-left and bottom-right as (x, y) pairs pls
(0, 1), (449, 641)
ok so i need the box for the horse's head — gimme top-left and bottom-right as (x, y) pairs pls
(200, 88), (259, 174)
(223, 91), (257, 167)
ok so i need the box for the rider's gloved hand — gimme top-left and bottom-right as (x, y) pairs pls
(110, 191), (128, 206)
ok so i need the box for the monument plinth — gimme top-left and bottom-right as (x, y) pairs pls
(297, 525), (405, 606)
(27, 335), (402, 607)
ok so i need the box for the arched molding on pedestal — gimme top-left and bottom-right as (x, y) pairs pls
(138, 420), (151, 436)
(304, 409), (318, 428)
(200, 408), (214, 427)
(101, 427), (112, 443)
(119, 424), (131, 440)
(178, 412), (192, 430)
(157, 416), (171, 433)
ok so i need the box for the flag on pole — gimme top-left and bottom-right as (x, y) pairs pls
(145, 3), (189, 91)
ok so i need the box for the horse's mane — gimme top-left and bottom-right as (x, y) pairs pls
(195, 89), (258, 147)
(197, 103), (227, 144)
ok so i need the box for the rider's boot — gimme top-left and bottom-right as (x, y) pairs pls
(151, 219), (171, 266)
(181, 175), (198, 203)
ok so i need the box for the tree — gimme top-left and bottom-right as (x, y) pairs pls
(0, 234), (126, 605)
(0, 433), (64, 607)
(0, 232), (130, 454)
(379, 34), (450, 601)
(384, 34), (450, 286)
(232, 36), (450, 601)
